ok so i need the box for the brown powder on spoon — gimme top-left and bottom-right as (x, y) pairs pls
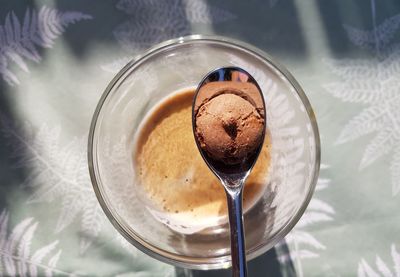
(195, 83), (264, 165)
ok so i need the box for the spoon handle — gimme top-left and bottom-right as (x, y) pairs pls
(225, 186), (247, 277)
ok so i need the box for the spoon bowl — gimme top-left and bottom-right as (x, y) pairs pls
(192, 67), (266, 277)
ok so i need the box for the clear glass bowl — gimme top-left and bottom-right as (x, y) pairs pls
(88, 35), (320, 270)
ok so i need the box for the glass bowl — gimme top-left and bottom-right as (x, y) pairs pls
(88, 35), (320, 270)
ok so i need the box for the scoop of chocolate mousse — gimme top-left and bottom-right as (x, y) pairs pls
(195, 86), (264, 165)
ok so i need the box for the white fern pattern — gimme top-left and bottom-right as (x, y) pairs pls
(113, 0), (235, 52)
(0, 6), (92, 86)
(324, 10), (400, 196)
(358, 244), (400, 277)
(102, 0), (235, 72)
(0, 209), (75, 277)
(343, 14), (400, 53)
(1, 120), (105, 253)
(277, 165), (334, 276)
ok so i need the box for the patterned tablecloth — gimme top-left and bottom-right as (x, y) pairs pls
(1, 0), (400, 276)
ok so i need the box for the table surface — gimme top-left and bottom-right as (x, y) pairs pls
(1, 0), (400, 276)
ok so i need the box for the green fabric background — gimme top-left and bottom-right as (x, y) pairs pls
(1, 0), (399, 276)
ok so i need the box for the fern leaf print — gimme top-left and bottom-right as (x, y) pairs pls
(0, 6), (92, 86)
(277, 165), (334, 276)
(325, 10), (400, 196)
(0, 210), (74, 277)
(358, 244), (400, 277)
(1, 120), (104, 254)
(112, 0), (234, 52)
(103, 0), (235, 72)
(343, 14), (400, 52)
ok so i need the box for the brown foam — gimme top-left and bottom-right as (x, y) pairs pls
(135, 89), (271, 220)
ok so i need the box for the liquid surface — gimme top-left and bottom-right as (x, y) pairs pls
(135, 89), (271, 222)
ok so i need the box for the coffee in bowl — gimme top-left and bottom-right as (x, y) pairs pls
(133, 87), (271, 234)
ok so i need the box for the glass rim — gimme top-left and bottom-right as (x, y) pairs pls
(88, 34), (321, 270)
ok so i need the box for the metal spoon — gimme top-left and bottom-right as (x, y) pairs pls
(192, 67), (266, 277)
